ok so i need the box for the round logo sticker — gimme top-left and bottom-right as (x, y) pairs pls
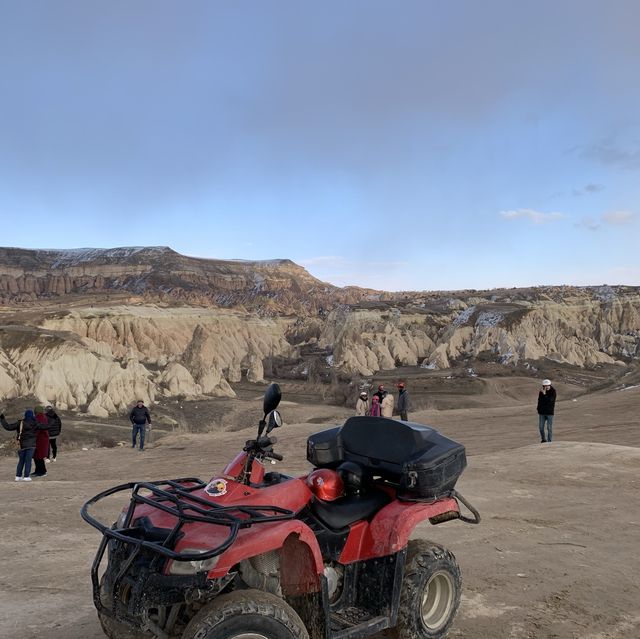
(205, 478), (228, 497)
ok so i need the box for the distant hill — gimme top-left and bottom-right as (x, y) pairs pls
(0, 246), (375, 313)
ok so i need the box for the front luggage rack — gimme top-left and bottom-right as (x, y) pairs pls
(81, 477), (296, 562)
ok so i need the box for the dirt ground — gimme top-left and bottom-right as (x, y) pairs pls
(1, 377), (639, 639)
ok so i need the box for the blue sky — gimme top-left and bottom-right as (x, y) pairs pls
(0, 0), (638, 291)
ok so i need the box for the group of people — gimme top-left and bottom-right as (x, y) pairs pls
(356, 378), (557, 445)
(1, 405), (62, 481)
(0, 397), (149, 482)
(355, 382), (411, 421)
(1, 380), (555, 481)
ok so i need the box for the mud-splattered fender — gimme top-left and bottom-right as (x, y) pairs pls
(207, 520), (324, 590)
(338, 497), (460, 563)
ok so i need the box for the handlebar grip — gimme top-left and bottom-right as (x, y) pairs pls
(267, 452), (284, 461)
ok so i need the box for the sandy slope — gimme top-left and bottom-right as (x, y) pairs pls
(0, 382), (639, 639)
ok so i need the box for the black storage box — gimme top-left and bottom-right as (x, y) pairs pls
(306, 426), (343, 467)
(306, 416), (466, 499)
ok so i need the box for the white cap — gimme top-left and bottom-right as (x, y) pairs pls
(542, 379), (551, 386)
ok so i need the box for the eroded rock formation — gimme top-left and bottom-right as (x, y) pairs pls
(0, 247), (638, 415)
(0, 306), (293, 416)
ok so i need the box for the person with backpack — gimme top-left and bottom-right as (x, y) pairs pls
(45, 405), (62, 461)
(1, 409), (49, 481)
(129, 400), (151, 450)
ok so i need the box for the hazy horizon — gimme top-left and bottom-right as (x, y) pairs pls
(1, 243), (636, 294)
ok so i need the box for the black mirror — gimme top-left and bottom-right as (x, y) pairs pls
(263, 383), (282, 415)
(266, 410), (282, 434)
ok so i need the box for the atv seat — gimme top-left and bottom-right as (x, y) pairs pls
(310, 489), (391, 530)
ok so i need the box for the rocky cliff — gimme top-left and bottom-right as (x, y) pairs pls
(0, 246), (374, 313)
(321, 287), (640, 375)
(0, 306), (293, 416)
(0, 247), (638, 415)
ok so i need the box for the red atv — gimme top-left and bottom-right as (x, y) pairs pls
(82, 384), (480, 639)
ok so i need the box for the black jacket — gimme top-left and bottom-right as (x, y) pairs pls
(537, 387), (557, 415)
(46, 410), (62, 437)
(129, 406), (151, 425)
(373, 390), (387, 404)
(1, 415), (48, 450)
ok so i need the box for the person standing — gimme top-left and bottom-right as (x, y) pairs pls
(355, 392), (369, 416)
(397, 382), (411, 421)
(368, 395), (381, 417)
(537, 379), (556, 443)
(46, 405), (62, 461)
(381, 391), (394, 418)
(1, 409), (48, 481)
(373, 385), (386, 404)
(129, 400), (151, 450)
(33, 405), (50, 477)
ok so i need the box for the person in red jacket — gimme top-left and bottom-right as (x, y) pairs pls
(33, 405), (50, 477)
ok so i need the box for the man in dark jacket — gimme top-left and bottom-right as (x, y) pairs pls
(373, 384), (386, 404)
(129, 400), (151, 450)
(537, 379), (556, 443)
(46, 405), (62, 461)
(397, 382), (411, 421)
(1, 409), (49, 481)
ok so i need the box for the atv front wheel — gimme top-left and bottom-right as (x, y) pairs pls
(391, 540), (461, 639)
(180, 589), (309, 639)
(98, 610), (150, 639)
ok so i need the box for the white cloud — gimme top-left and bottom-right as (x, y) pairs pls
(500, 209), (564, 224)
(602, 210), (636, 225)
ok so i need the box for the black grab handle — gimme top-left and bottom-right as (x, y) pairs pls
(452, 490), (481, 524)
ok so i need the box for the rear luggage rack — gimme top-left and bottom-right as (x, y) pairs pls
(81, 477), (296, 561)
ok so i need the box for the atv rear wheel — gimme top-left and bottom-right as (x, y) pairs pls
(181, 589), (309, 639)
(390, 540), (461, 639)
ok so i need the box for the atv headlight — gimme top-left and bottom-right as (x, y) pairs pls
(115, 510), (127, 529)
(168, 550), (219, 575)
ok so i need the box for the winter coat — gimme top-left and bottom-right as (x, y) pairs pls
(368, 399), (381, 417)
(46, 410), (62, 438)
(1, 415), (47, 450)
(34, 413), (50, 459)
(397, 389), (410, 414)
(381, 393), (394, 418)
(537, 387), (557, 415)
(355, 398), (369, 416)
(130, 405), (151, 425)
